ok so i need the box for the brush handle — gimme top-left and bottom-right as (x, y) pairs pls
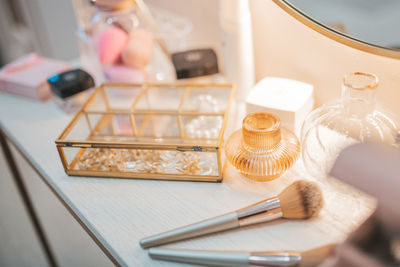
(149, 248), (249, 266)
(148, 248), (302, 267)
(140, 197), (282, 248)
(140, 212), (239, 248)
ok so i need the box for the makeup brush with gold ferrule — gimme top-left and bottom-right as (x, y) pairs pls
(140, 180), (323, 248)
(148, 244), (336, 267)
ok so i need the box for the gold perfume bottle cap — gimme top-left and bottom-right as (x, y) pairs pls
(242, 113), (282, 149)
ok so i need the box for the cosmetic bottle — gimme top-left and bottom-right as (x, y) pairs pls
(219, 0), (255, 101)
(48, 69), (94, 113)
(301, 72), (399, 179)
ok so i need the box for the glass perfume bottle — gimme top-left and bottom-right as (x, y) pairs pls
(225, 112), (300, 182)
(301, 72), (399, 179)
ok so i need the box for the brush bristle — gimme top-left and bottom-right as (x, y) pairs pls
(299, 244), (336, 267)
(278, 180), (323, 219)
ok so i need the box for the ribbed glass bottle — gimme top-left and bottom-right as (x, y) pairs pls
(225, 112), (300, 182)
(301, 72), (399, 179)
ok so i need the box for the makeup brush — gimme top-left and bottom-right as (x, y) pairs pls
(148, 244), (336, 267)
(140, 180), (323, 248)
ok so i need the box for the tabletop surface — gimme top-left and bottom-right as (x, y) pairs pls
(0, 92), (376, 266)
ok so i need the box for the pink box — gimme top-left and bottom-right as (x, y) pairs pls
(0, 53), (71, 100)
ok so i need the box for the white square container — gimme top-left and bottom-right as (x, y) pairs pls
(246, 77), (314, 136)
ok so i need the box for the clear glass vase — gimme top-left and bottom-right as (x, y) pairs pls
(301, 72), (399, 179)
(225, 112), (300, 182)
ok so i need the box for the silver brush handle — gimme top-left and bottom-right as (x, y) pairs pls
(140, 197), (282, 248)
(149, 248), (249, 266)
(140, 212), (239, 248)
(148, 248), (302, 267)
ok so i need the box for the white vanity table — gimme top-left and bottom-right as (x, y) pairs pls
(0, 92), (375, 266)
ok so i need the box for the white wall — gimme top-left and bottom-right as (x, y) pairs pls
(147, 0), (221, 52)
(250, 0), (400, 115)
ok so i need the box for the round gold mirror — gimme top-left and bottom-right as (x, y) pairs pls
(273, 0), (400, 59)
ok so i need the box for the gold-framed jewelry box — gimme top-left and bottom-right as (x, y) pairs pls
(55, 82), (235, 182)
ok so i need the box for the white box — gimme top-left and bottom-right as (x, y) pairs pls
(246, 77), (314, 136)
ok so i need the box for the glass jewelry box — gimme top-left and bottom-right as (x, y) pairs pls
(55, 82), (235, 182)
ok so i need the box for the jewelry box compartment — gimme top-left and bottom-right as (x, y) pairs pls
(55, 82), (235, 182)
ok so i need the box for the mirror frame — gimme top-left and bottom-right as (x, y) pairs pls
(273, 0), (400, 59)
